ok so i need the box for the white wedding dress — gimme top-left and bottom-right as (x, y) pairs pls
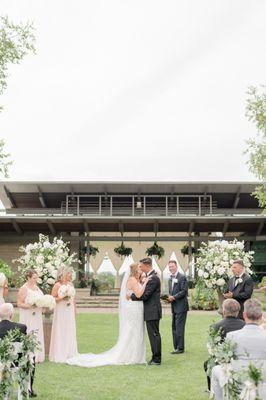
(66, 269), (146, 367)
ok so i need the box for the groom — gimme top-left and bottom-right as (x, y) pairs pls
(131, 257), (162, 365)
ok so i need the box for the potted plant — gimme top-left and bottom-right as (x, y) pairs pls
(146, 242), (165, 259)
(114, 242), (133, 257)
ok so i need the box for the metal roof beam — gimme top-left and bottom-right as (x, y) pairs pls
(256, 221), (264, 236)
(233, 186), (242, 209)
(4, 185), (16, 208)
(188, 221), (195, 235)
(12, 219), (23, 234)
(47, 220), (56, 235)
(83, 220), (89, 233)
(37, 186), (47, 208)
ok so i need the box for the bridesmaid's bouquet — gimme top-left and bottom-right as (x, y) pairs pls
(0, 272), (6, 287)
(27, 291), (43, 315)
(36, 294), (56, 310)
(58, 284), (76, 306)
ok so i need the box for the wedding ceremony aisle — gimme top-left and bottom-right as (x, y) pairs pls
(33, 312), (218, 400)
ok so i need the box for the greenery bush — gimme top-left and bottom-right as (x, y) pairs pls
(190, 282), (218, 310)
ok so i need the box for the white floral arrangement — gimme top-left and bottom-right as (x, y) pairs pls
(58, 284), (75, 299)
(196, 239), (254, 290)
(15, 234), (78, 294)
(36, 294), (56, 310)
(0, 272), (6, 287)
(26, 290), (42, 307)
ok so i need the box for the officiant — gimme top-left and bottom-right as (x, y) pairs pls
(167, 260), (189, 354)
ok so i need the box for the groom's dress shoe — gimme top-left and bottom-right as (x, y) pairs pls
(171, 350), (184, 354)
(148, 360), (161, 366)
(29, 391), (37, 398)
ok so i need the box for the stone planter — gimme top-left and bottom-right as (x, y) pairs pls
(217, 288), (225, 314)
(6, 288), (18, 305)
(43, 308), (53, 357)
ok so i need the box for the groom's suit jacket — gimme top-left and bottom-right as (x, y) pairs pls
(169, 272), (189, 314)
(131, 270), (162, 321)
(226, 273), (254, 318)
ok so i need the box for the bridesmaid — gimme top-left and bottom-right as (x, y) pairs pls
(0, 274), (8, 305)
(17, 269), (45, 363)
(49, 266), (78, 363)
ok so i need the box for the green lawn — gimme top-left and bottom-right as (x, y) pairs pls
(34, 312), (219, 400)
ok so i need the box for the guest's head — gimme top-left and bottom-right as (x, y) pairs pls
(231, 260), (245, 277)
(222, 299), (240, 318)
(0, 303), (14, 321)
(25, 269), (38, 285)
(139, 257), (152, 273)
(168, 260), (178, 276)
(243, 299), (262, 324)
(57, 266), (72, 282)
(129, 263), (141, 279)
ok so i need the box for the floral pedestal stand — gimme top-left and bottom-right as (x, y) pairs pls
(43, 308), (53, 357)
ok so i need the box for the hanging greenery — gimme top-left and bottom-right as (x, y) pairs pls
(181, 244), (196, 256)
(82, 244), (99, 257)
(114, 242), (133, 257)
(146, 242), (165, 259)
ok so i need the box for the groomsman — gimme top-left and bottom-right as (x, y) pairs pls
(223, 260), (254, 319)
(167, 260), (189, 354)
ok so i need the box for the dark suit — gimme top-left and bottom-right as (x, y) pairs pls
(226, 273), (254, 319)
(0, 319), (35, 393)
(169, 272), (189, 351)
(204, 316), (245, 391)
(0, 319), (27, 338)
(131, 270), (162, 363)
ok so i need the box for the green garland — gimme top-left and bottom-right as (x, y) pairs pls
(0, 329), (40, 398)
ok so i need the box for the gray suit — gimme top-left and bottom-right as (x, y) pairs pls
(211, 325), (266, 399)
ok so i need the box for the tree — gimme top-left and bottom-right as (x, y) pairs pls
(0, 15), (36, 177)
(246, 86), (266, 212)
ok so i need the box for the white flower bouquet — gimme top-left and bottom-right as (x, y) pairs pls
(196, 239), (254, 290)
(15, 234), (78, 294)
(58, 284), (75, 306)
(0, 272), (6, 287)
(36, 294), (56, 310)
(26, 290), (43, 315)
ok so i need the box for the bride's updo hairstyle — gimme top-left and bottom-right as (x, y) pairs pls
(129, 263), (140, 278)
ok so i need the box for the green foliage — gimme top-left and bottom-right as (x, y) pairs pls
(114, 242), (133, 257)
(97, 272), (115, 293)
(191, 282), (218, 310)
(0, 328), (39, 398)
(0, 139), (12, 178)
(82, 245), (99, 257)
(181, 244), (196, 256)
(0, 258), (13, 280)
(146, 241), (165, 259)
(245, 86), (266, 212)
(0, 15), (36, 100)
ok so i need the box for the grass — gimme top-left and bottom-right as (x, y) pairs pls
(33, 312), (219, 400)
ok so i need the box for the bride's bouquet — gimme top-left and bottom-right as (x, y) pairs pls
(27, 290), (43, 315)
(36, 294), (56, 310)
(0, 272), (6, 287)
(58, 284), (75, 306)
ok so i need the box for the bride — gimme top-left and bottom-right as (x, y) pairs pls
(67, 263), (150, 367)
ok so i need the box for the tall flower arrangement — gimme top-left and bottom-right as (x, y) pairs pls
(196, 239), (254, 290)
(15, 234), (78, 294)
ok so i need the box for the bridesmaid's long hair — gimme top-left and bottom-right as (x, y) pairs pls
(57, 266), (72, 282)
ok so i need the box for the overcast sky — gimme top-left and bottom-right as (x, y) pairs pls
(0, 0), (265, 182)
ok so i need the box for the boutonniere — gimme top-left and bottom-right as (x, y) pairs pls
(173, 278), (178, 284)
(238, 278), (243, 284)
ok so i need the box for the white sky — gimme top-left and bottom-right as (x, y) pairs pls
(0, 0), (265, 181)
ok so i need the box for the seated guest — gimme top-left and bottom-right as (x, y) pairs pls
(0, 303), (37, 398)
(204, 299), (245, 392)
(212, 299), (245, 338)
(211, 299), (266, 400)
